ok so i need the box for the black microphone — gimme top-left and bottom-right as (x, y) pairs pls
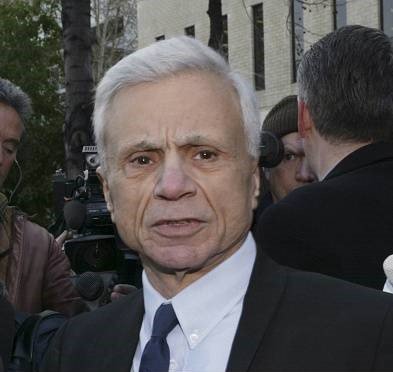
(63, 200), (86, 231)
(75, 272), (104, 302)
(259, 131), (284, 168)
(74, 271), (117, 311)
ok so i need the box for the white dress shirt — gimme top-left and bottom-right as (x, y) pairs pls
(131, 233), (256, 372)
(383, 279), (393, 293)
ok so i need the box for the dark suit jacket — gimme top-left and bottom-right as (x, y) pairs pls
(255, 142), (393, 289)
(42, 246), (393, 372)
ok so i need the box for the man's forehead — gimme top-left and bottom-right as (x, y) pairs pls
(104, 72), (245, 153)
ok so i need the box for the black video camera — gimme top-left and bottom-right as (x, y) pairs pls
(52, 146), (142, 295)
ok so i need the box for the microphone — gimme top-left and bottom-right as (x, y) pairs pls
(259, 131), (284, 168)
(63, 200), (86, 231)
(75, 272), (104, 302)
(74, 271), (116, 311)
(382, 255), (393, 293)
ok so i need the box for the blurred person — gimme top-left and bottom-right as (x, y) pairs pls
(42, 36), (393, 372)
(256, 25), (393, 289)
(0, 78), (83, 316)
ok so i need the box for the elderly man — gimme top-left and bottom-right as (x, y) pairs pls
(256, 25), (393, 290)
(0, 78), (83, 316)
(43, 37), (393, 372)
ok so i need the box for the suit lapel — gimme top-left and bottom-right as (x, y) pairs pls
(98, 291), (145, 372)
(226, 248), (287, 372)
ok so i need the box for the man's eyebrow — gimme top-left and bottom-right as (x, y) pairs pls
(118, 140), (159, 156)
(131, 140), (159, 150)
(177, 135), (222, 147)
(4, 139), (20, 147)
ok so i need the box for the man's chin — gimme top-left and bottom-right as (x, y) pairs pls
(142, 250), (206, 274)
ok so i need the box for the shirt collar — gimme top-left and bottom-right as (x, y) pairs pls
(142, 232), (256, 349)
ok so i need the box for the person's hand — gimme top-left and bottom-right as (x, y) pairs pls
(110, 284), (137, 301)
(55, 230), (72, 247)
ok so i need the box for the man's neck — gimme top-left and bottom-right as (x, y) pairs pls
(310, 135), (371, 181)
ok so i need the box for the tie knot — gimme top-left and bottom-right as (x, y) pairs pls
(151, 303), (178, 339)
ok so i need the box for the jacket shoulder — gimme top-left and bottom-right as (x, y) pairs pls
(286, 267), (393, 308)
(42, 290), (144, 372)
(13, 213), (54, 249)
(255, 264), (393, 371)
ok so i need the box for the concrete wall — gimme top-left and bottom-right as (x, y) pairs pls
(137, 0), (384, 118)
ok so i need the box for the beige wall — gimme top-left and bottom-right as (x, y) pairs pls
(137, 0), (383, 118)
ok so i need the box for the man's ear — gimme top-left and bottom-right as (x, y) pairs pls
(251, 163), (260, 211)
(298, 100), (313, 138)
(96, 166), (115, 222)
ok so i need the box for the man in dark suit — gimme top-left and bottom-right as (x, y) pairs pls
(256, 25), (393, 290)
(43, 35), (393, 372)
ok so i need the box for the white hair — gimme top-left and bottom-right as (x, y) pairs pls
(93, 36), (261, 170)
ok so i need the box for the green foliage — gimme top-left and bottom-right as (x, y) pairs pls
(0, 0), (64, 227)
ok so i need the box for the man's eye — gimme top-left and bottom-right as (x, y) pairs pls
(195, 150), (217, 160)
(284, 152), (297, 161)
(131, 155), (152, 165)
(4, 147), (16, 155)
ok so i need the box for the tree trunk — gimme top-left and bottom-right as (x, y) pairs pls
(207, 0), (223, 52)
(61, 0), (94, 179)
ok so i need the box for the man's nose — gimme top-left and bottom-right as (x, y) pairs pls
(153, 158), (197, 201)
(295, 158), (315, 183)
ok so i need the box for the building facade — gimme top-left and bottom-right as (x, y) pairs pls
(137, 0), (392, 118)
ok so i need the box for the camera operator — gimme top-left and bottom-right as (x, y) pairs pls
(0, 78), (84, 316)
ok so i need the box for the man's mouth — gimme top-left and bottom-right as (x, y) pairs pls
(152, 218), (205, 237)
(154, 219), (200, 226)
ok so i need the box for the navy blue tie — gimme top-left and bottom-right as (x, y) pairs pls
(139, 303), (178, 372)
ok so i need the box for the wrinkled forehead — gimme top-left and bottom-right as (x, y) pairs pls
(102, 71), (247, 154)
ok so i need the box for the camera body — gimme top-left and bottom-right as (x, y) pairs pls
(52, 146), (142, 291)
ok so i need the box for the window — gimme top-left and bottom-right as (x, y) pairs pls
(222, 15), (229, 60)
(291, 0), (304, 82)
(381, 0), (393, 39)
(185, 25), (195, 37)
(155, 35), (165, 41)
(252, 3), (265, 90)
(333, 0), (347, 30)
